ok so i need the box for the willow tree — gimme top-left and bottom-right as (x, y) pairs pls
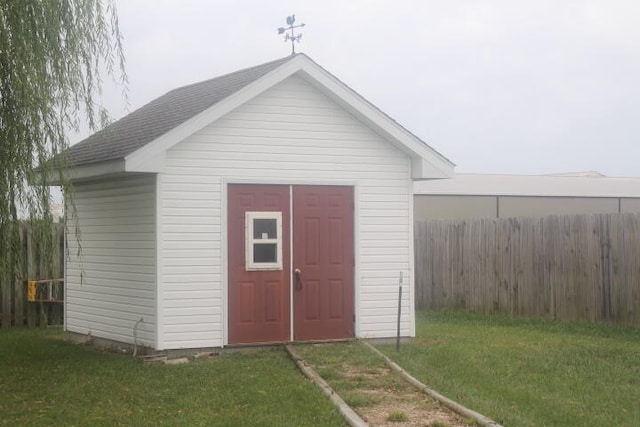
(0, 1), (126, 293)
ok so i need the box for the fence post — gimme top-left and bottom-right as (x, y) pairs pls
(1, 269), (11, 328)
(26, 229), (38, 327)
(13, 228), (26, 326)
(396, 271), (403, 352)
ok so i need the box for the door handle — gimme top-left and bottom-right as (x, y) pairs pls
(294, 268), (303, 290)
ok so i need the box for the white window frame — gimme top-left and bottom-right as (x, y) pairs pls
(245, 211), (282, 271)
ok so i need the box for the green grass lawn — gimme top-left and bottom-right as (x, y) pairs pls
(0, 328), (346, 427)
(377, 311), (640, 427)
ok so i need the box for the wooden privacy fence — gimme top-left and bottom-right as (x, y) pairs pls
(415, 213), (640, 327)
(0, 223), (65, 328)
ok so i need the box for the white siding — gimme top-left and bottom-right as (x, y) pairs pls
(159, 75), (413, 348)
(66, 175), (156, 347)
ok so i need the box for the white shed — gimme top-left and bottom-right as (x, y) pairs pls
(62, 54), (454, 350)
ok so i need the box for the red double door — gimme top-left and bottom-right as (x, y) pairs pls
(228, 184), (354, 344)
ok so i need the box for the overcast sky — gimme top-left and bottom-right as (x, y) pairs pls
(90, 0), (640, 177)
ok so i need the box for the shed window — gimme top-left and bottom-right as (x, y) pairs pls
(245, 212), (282, 270)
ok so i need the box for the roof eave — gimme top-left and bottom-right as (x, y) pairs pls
(124, 53), (455, 179)
(47, 159), (128, 184)
(292, 59), (455, 179)
(288, 55), (455, 179)
(124, 57), (311, 172)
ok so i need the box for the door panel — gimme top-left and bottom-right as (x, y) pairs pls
(293, 186), (354, 340)
(228, 184), (290, 344)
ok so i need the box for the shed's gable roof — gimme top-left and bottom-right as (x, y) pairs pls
(66, 54), (454, 180)
(66, 56), (291, 166)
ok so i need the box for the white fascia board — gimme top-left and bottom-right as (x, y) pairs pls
(46, 159), (126, 184)
(126, 151), (166, 173)
(293, 61), (455, 179)
(124, 54), (455, 179)
(124, 57), (312, 173)
(412, 157), (453, 179)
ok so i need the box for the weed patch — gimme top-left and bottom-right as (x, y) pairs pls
(386, 410), (409, 422)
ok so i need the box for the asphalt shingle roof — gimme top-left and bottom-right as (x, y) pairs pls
(65, 55), (294, 166)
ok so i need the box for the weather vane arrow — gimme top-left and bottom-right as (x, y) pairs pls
(277, 15), (305, 55)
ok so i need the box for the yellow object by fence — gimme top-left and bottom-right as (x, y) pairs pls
(25, 279), (64, 303)
(27, 281), (37, 302)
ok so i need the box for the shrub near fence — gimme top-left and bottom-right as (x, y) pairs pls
(0, 223), (65, 328)
(415, 213), (640, 327)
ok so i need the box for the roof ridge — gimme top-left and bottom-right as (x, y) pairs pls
(163, 55), (295, 95)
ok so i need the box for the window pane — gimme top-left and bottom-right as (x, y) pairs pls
(254, 243), (277, 263)
(253, 218), (277, 239)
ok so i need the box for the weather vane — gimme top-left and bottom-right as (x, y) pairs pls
(277, 15), (305, 55)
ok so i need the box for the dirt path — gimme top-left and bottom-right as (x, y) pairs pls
(293, 342), (475, 427)
(337, 363), (472, 427)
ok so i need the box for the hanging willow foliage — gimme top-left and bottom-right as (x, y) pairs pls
(0, 1), (126, 288)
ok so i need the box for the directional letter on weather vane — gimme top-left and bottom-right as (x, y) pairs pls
(277, 15), (305, 55)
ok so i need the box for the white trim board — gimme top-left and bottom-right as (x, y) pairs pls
(124, 55), (454, 180)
